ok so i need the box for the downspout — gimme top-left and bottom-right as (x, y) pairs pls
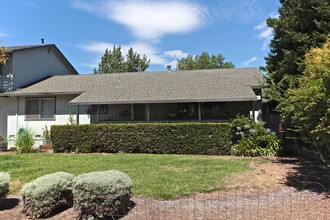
(8, 96), (18, 147)
(10, 96), (18, 134)
(76, 105), (80, 125)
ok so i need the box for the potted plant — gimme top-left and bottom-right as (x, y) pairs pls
(40, 126), (53, 152)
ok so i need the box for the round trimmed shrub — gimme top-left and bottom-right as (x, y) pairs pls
(73, 170), (133, 220)
(0, 172), (10, 198)
(21, 172), (75, 219)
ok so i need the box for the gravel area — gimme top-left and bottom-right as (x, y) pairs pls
(0, 156), (329, 219)
(123, 187), (329, 220)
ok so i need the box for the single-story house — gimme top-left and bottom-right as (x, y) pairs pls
(1, 68), (264, 147)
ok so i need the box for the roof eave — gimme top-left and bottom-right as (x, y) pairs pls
(0, 91), (83, 97)
(68, 97), (258, 105)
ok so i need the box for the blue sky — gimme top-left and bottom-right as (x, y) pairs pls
(0, 0), (280, 74)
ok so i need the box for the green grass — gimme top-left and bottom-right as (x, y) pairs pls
(0, 153), (266, 199)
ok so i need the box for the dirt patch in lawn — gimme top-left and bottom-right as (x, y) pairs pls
(223, 156), (299, 190)
(0, 156), (328, 220)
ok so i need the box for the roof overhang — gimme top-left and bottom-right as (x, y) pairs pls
(0, 91), (83, 97)
(68, 97), (258, 105)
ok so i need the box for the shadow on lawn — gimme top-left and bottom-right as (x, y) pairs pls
(278, 157), (330, 195)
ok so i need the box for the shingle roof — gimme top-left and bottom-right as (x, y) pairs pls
(3, 68), (264, 104)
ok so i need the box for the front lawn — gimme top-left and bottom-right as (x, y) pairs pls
(0, 153), (266, 199)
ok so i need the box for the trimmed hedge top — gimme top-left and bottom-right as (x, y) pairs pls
(73, 170), (132, 196)
(51, 123), (231, 155)
(73, 170), (132, 219)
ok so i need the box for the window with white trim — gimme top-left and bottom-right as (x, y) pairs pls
(25, 98), (55, 120)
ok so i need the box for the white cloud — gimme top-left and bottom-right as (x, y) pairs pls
(254, 22), (272, 39)
(79, 41), (167, 66)
(164, 50), (188, 60)
(79, 41), (114, 53)
(71, 0), (209, 41)
(254, 12), (278, 50)
(242, 57), (257, 66)
(213, 0), (263, 24)
(163, 50), (189, 70)
(79, 41), (191, 70)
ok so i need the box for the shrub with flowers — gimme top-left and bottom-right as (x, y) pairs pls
(231, 115), (282, 156)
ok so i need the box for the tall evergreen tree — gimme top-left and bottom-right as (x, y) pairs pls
(125, 48), (150, 72)
(93, 45), (150, 74)
(265, 0), (330, 92)
(177, 52), (234, 70)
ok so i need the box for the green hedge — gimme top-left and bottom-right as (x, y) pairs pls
(51, 123), (231, 155)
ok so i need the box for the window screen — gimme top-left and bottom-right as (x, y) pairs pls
(25, 98), (55, 120)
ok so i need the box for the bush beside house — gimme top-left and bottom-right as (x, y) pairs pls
(51, 123), (232, 155)
(230, 116), (282, 156)
(15, 128), (35, 153)
(0, 134), (8, 151)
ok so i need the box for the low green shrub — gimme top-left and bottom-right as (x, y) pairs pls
(0, 134), (7, 151)
(230, 115), (282, 156)
(21, 172), (74, 219)
(51, 123), (232, 155)
(0, 172), (10, 198)
(15, 127), (34, 153)
(230, 139), (263, 156)
(73, 170), (133, 220)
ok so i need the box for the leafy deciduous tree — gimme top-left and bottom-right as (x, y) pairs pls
(278, 36), (330, 160)
(177, 52), (234, 70)
(93, 45), (150, 74)
(0, 43), (9, 65)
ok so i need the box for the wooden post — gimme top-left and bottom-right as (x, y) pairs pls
(250, 101), (256, 122)
(96, 105), (100, 123)
(130, 104), (134, 121)
(145, 104), (150, 122)
(198, 102), (202, 122)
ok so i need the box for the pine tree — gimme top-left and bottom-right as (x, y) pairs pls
(93, 45), (150, 74)
(265, 0), (330, 92)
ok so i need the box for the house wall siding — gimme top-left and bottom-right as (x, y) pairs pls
(0, 97), (16, 138)
(12, 47), (72, 89)
(6, 95), (90, 148)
